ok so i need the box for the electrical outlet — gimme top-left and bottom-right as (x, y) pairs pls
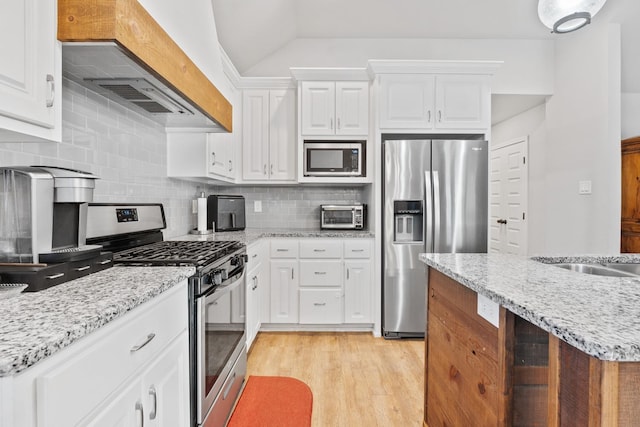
(254, 200), (262, 213)
(477, 294), (500, 328)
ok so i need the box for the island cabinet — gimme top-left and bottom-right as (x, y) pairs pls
(426, 267), (640, 427)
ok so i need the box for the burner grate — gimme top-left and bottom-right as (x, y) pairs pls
(114, 240), (242, 268)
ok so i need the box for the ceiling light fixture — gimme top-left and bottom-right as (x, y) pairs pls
(538, 0), (607, 33)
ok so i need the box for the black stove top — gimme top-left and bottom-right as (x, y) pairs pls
(113, 240), (244, 269)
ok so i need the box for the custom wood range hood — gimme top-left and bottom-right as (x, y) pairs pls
(57, 0), (232, 132)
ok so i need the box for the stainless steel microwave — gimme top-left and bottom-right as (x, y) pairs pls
(303, 141), (365, 177)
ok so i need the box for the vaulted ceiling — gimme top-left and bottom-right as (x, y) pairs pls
(212, 0), (554, 74)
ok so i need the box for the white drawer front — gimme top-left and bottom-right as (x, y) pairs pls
(344, 240), (371, 258)
(299, 240), (343, 258)
(247, 240), (265, 270)
(299, 289), (344, 324)
(270, 239), (299, 258)
(35, 284), (188, 427)
(299, 260), (343, 287)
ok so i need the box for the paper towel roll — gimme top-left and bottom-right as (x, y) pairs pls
(197, 196), (207, 232)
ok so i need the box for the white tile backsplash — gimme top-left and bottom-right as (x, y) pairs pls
(0, 78), (366, 236)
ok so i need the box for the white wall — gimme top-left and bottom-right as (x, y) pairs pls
(622, 93), (640, 139)
(541, 23), (621, 254)
(244, 38), (555, 95)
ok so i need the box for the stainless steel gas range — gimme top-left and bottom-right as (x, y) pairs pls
(86, 203), (247, 427)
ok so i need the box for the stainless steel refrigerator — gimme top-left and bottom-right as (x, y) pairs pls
(382, 137), (488, 338)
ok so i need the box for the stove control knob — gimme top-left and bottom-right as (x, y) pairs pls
(231, 254), (248, 266)
(212, 270), (223, 285)
(220, 269), (229, 280)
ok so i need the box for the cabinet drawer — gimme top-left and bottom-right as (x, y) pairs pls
(299, 240), (342, 258)
(247, 240), (265, 271)
(35, 284), (188, 427)
(344, 240), (371, 258)
(270, 239), (299, 258)
(299, 260), (343, 287)
(299, 289), (344, 324)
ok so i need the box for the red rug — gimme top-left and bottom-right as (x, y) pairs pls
(227, 376), (313, 427)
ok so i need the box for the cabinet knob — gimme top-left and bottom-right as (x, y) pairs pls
(46, 74), (55, 108)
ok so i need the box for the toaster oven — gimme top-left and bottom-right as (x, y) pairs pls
(320, 204), (366, 230)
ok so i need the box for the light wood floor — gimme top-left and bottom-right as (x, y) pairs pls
(246, 332), (425, 427)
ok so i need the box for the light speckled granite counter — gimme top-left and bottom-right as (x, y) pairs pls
(0, 266), (194, 376)
(420, 253), (640, 362)
(174, 228), (374, 245)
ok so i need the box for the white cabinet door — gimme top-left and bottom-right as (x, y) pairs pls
(140, 333), (190, 427)
(379, 74), (435, 129)
(268, 89), (297, 181)
(335, 82), (368, 135)
(84, 378), (141, 427)
(242, 90), (270, 180)
(0, 0), (60, 141)
(300, 81), (335, 135)
(344, 260), (372, 323)
(207, 133), (235, 179)
(435, 75), (489, 129)
(299, 289), (343, 324)
(269, 260), (298, 323)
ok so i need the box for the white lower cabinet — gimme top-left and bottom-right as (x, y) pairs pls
(264, 238), (373, 328)
(0, 283), (189, 427)
(299, 289), (343, 324)
(246, 240), (266, 349)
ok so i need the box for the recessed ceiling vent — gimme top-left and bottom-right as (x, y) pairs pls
(85, 78), (194, 115)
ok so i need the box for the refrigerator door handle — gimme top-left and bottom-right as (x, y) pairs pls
(424, 171), (433, 252)
(433, 170), (441, 251)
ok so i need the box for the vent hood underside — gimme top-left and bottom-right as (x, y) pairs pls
(58, 0), (232, 132)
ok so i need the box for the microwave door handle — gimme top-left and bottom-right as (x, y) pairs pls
(230, 212), (236, 228)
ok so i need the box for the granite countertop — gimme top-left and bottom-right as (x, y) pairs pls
(0, 266), (194, 376)
(173, 228), (375, 245)
(420, 253), (640, 362)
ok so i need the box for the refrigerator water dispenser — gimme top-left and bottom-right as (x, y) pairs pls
(393, 200), (423, 243)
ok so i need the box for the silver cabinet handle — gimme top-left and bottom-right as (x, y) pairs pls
(337, 117), (341, 130)
(263, 164), (267, 175)
(438, 110), (442, 122)
(130, 333), (156, 353)
(46, 74), (55, 108)
(252, 253), (258, 258)
(270, 164), (274, 175)
(427, 110), (431, 123)
(276, 248), (288, 252)
(291, 269), (294, 280)
(351, 249), (364, 252)
(211, 152), (216, 165)
(228, 160), (233, 172)
(314, 271), (327, 275)
(313, 249), (326, 252)
(98, 259), (112, 265)
(46, 273), (65, 280)
(74, 265), (91, 272)
(135, 401), (144, 427)
(223, 372), (237, 399)
(330, 118), (333, 130)
(347, 268), (350, 280)
(313, 302), (326, 306)
(148, 386), (157, 420)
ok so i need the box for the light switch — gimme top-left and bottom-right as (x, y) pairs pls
(254, 200), (262, 213)
(578, 180), (592, 195)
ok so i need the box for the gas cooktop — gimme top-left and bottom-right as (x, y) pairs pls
(113, 240), (244, 269)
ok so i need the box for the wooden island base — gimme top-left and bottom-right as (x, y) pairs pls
(424, 268), (640, 427)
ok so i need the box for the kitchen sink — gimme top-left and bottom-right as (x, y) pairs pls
(551, 263), (639, 277)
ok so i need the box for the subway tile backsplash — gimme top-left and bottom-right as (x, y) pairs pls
(211, 186), (365, 230)
(0, 78), (366, 236)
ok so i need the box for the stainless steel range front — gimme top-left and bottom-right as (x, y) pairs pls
(86, 203), (248, 427)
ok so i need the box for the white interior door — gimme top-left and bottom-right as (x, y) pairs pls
(489, 137), (528, 254)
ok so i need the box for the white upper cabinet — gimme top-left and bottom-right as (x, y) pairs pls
(242, 89), (296, 182)
(0, 0), (61, 142)
(378, 73), (490, 130)
(301, 81), (368, 136)
(166, 131), (236, 183)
